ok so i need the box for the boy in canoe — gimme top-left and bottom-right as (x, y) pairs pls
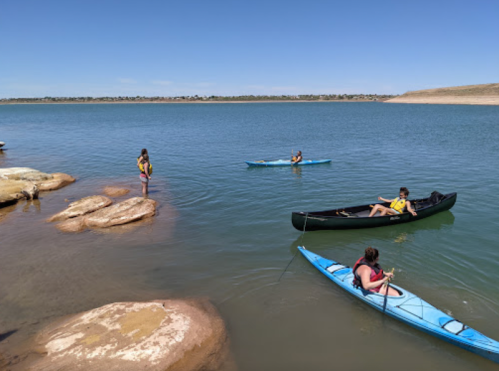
(291, 150), (302, 164)
(368, 187), (417, 217)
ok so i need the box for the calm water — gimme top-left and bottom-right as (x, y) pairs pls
(1, 102), (499, 370)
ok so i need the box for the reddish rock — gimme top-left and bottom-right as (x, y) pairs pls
(84, 197), (156, 228)
(47, 195), (112, 222)
(55, 197), (157, 232)
(28, 300), (229, 371)
(103, 186), (130, 197)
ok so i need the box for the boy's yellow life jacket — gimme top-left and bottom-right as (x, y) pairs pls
(390, 197), (406, 213)
(292, 156), (297, 161)
(137, 157), (153, 175)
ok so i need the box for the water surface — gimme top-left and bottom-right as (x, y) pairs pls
(1, 102), (498, 370)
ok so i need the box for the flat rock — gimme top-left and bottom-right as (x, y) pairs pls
(47, 195), (113, 222)
(84, 197), (156, 228)
(103, 186), (130, 197)
(56, 197), (156, 232)
(29, 299), (229, 371)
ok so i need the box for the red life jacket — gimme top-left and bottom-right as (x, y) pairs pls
(352, 257), (384, 291)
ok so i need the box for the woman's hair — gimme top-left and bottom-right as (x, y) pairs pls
(364, 247), (379, 263)
(400, 187), (409, 197)
(141, 148), (148, 156)
(142, 153), (149, 163)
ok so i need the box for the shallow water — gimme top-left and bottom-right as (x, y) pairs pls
(1, 102), (499, 369)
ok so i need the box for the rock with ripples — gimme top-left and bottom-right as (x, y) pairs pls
(47, 195), (113, 222)
(103, 186), (130, 197)
(29, 299), (229, 371)
(56, 197), (156, 232)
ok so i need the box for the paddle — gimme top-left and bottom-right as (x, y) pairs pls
(382, 268), (395, 312)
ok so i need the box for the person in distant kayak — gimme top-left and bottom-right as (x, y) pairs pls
(139, 153), (151, 195)
(353, 247), (399, 296)
(291, 150), (302, 164)
(368, 187), (417, 217)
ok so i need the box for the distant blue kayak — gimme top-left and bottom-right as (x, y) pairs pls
(245, 159), (331, 167)
(298, 246), (499, 364)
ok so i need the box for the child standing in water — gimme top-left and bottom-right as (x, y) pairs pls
(138, 153), (151, 195)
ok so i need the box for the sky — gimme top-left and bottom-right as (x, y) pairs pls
(1, 0), (498, 98)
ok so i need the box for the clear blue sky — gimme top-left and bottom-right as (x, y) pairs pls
(1, 0), (498, 98)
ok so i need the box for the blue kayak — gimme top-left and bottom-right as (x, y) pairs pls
(245, 159), (331, 167)
(298, 246), (499, 364)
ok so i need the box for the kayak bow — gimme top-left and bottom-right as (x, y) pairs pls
(298, 246), (499, 364)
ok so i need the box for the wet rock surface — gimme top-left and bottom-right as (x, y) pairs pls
(47, 195), (113, 222)
(28, 299), (229, 371)
(56, 197), (157, 232)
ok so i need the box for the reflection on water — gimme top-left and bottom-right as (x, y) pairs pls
(288, 211), (456, 254)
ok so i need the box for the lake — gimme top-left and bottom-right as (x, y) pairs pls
(1, 102), (498, 370)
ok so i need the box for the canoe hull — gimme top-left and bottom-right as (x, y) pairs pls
(246, 159), (331, 167)
(298, 247), (499, 364)
(292, 192), (457, 231)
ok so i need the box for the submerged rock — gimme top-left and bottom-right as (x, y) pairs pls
(47, 195), (113, 222)
(30, 299), (229, 371)
(103, 186), (130, 197)
(56, 197), (156, 232)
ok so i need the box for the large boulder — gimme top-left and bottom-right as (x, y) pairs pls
(0, 179), (39, 207)
(47, 195), (113, 222)
(56, 197), (157, 232)
(103, 186), (130, 197)
(0, 168), (75, 208)
(29, 300), (229, 371)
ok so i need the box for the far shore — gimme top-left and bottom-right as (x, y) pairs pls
(0, 99), (387, 105)
(385, 96), (499, 105)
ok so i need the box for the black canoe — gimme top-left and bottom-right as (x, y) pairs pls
(292, 192), (457, 231)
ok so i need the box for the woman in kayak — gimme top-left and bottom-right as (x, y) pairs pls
(368, 187), (417, 217)
(291, 150), (302, 164)
(352, 247), (400, 296)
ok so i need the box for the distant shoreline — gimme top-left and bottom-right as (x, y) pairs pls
(0, 99), (387, 105)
